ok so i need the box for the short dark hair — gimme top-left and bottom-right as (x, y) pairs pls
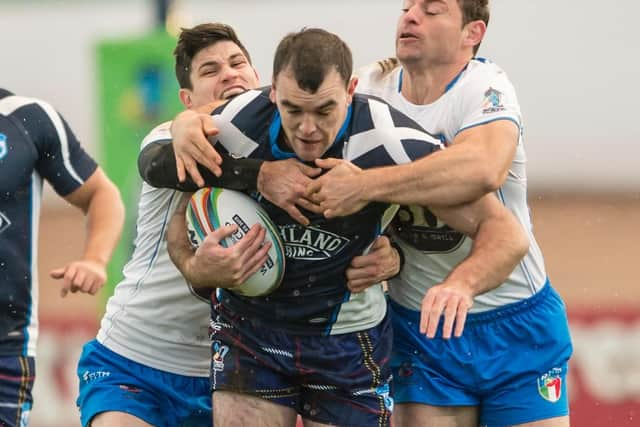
(458, 0), (490, 54)
(272, 28), (353, 93)
(174, 23), (252, 89)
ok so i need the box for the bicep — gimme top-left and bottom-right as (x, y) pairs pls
(63, 167), (115, 212)
(429, 192), (506, 238)
(454, 119), (519, 177)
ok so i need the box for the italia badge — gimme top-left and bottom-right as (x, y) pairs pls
(537, 368), (563, 403)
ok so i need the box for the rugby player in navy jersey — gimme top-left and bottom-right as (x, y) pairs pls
(76, 23), (399, 427)
(139, 28), (529, 427)
(0, 89), (124, 427)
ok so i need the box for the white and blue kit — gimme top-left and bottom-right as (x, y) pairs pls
(357, 59), (573, 426)
(75, 135), (214, 426)
(0, 89), (97, 427)
(140, 87), (442, 426)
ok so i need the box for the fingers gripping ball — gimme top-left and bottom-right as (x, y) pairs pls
(185, 187), (285, 297)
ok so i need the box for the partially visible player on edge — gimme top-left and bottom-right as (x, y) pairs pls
(307, 1), (573, 426)
(0, 88), (124, 427)
(74, 24), (265, 427)
(139, 28), (529, 427)
(75, 23), (399, 427)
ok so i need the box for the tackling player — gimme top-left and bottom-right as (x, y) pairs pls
(140, 28), (529, 427)
(308, 1), (573, 426)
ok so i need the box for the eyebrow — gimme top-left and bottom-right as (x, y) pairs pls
(197, 53), (247, 72)
(228, 53), (246, 62)
(280, 99), (337, 110)
(197, 60), (221, 72)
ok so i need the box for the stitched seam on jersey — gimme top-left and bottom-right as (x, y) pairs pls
(497, 188), (537, 295)
(36, 100), (84, 185)
(101, 191), (177, 340)
(0, 96), (85, 185)
(454, 117), (521, 138)
(22, 175), (38, 357)
(133, 190), (177, 291)
(322, 291), (351, 336)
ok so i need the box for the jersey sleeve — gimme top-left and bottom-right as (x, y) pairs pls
(137, 91), (271, 192)
(454, 65), (522, 136)
(19, 100), (98, 196)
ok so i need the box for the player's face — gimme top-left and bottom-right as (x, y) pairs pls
(181, 41), (259, 108)
(270, 68), (356, 162)
(396, 0), (466, 66)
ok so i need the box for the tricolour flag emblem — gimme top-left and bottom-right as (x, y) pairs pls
(537, 368), (563, 402)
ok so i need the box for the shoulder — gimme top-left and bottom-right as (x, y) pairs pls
(458, 58), (516, 91)
(0, 92), (57, 122)
(212, 88), (272, 118)
(141, 120), (172, 150)
(346, 96), (442, 165)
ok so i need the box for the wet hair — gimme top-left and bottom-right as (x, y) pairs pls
(174, 23), (252, 89)
(272, 28), (353, 93)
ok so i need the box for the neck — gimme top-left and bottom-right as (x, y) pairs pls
(400, 57), (471, 105)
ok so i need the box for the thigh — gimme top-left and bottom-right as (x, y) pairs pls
(476, 287), (572, 427)
(210, 316), (301, 410)
(394, 403), (479, 427)
(213, 390), (298, 427)
(90, 411), (154, 427)
(389, 301), (479, 407)
(512, 416), (570, 427)
(299, 315), (394, 427)
(76, 340), (164, 426)
(0, 356), (35, 427)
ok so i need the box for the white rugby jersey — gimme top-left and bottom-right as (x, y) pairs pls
(356, 58), (547, 313)
(97, 122), (211, 377)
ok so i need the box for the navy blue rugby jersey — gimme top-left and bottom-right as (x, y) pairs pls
(0, 89), (97, 356)
(142, 88), (442, 335)
(208, 88), (442, 335)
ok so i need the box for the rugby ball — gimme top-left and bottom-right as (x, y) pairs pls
(185, 187), (285, 297)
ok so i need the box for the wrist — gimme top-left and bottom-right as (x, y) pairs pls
(81, 253), (108, 267)
(388, 240), (405, 280)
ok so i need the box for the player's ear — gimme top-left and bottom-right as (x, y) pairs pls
(269, 85), (276, 103)
(179, 88), (192, 109)
(346, 76), (358, 104)
(463, 20), (486, 51)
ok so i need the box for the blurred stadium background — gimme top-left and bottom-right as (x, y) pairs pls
(2, 0), (639, 425)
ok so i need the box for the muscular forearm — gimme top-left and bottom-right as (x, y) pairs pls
(363, 143), (499, 208)
(362, 121), (518, 208)
(82, 181), (125, 265)
(138, 143), (263, 191)
(443, 210), (529, 297)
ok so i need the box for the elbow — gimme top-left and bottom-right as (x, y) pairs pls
(479, 166), (506, 194)
(137, 153), (157, 185)
(108, 181), (126, 231)
(515, 227), (530, 260)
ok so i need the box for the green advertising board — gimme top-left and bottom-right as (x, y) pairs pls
(97, 31), (182, 299)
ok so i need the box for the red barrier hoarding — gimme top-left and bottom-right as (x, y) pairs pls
(30, 309), (640, 426)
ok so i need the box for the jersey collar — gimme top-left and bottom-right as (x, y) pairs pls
(398, 60), (473, 94)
